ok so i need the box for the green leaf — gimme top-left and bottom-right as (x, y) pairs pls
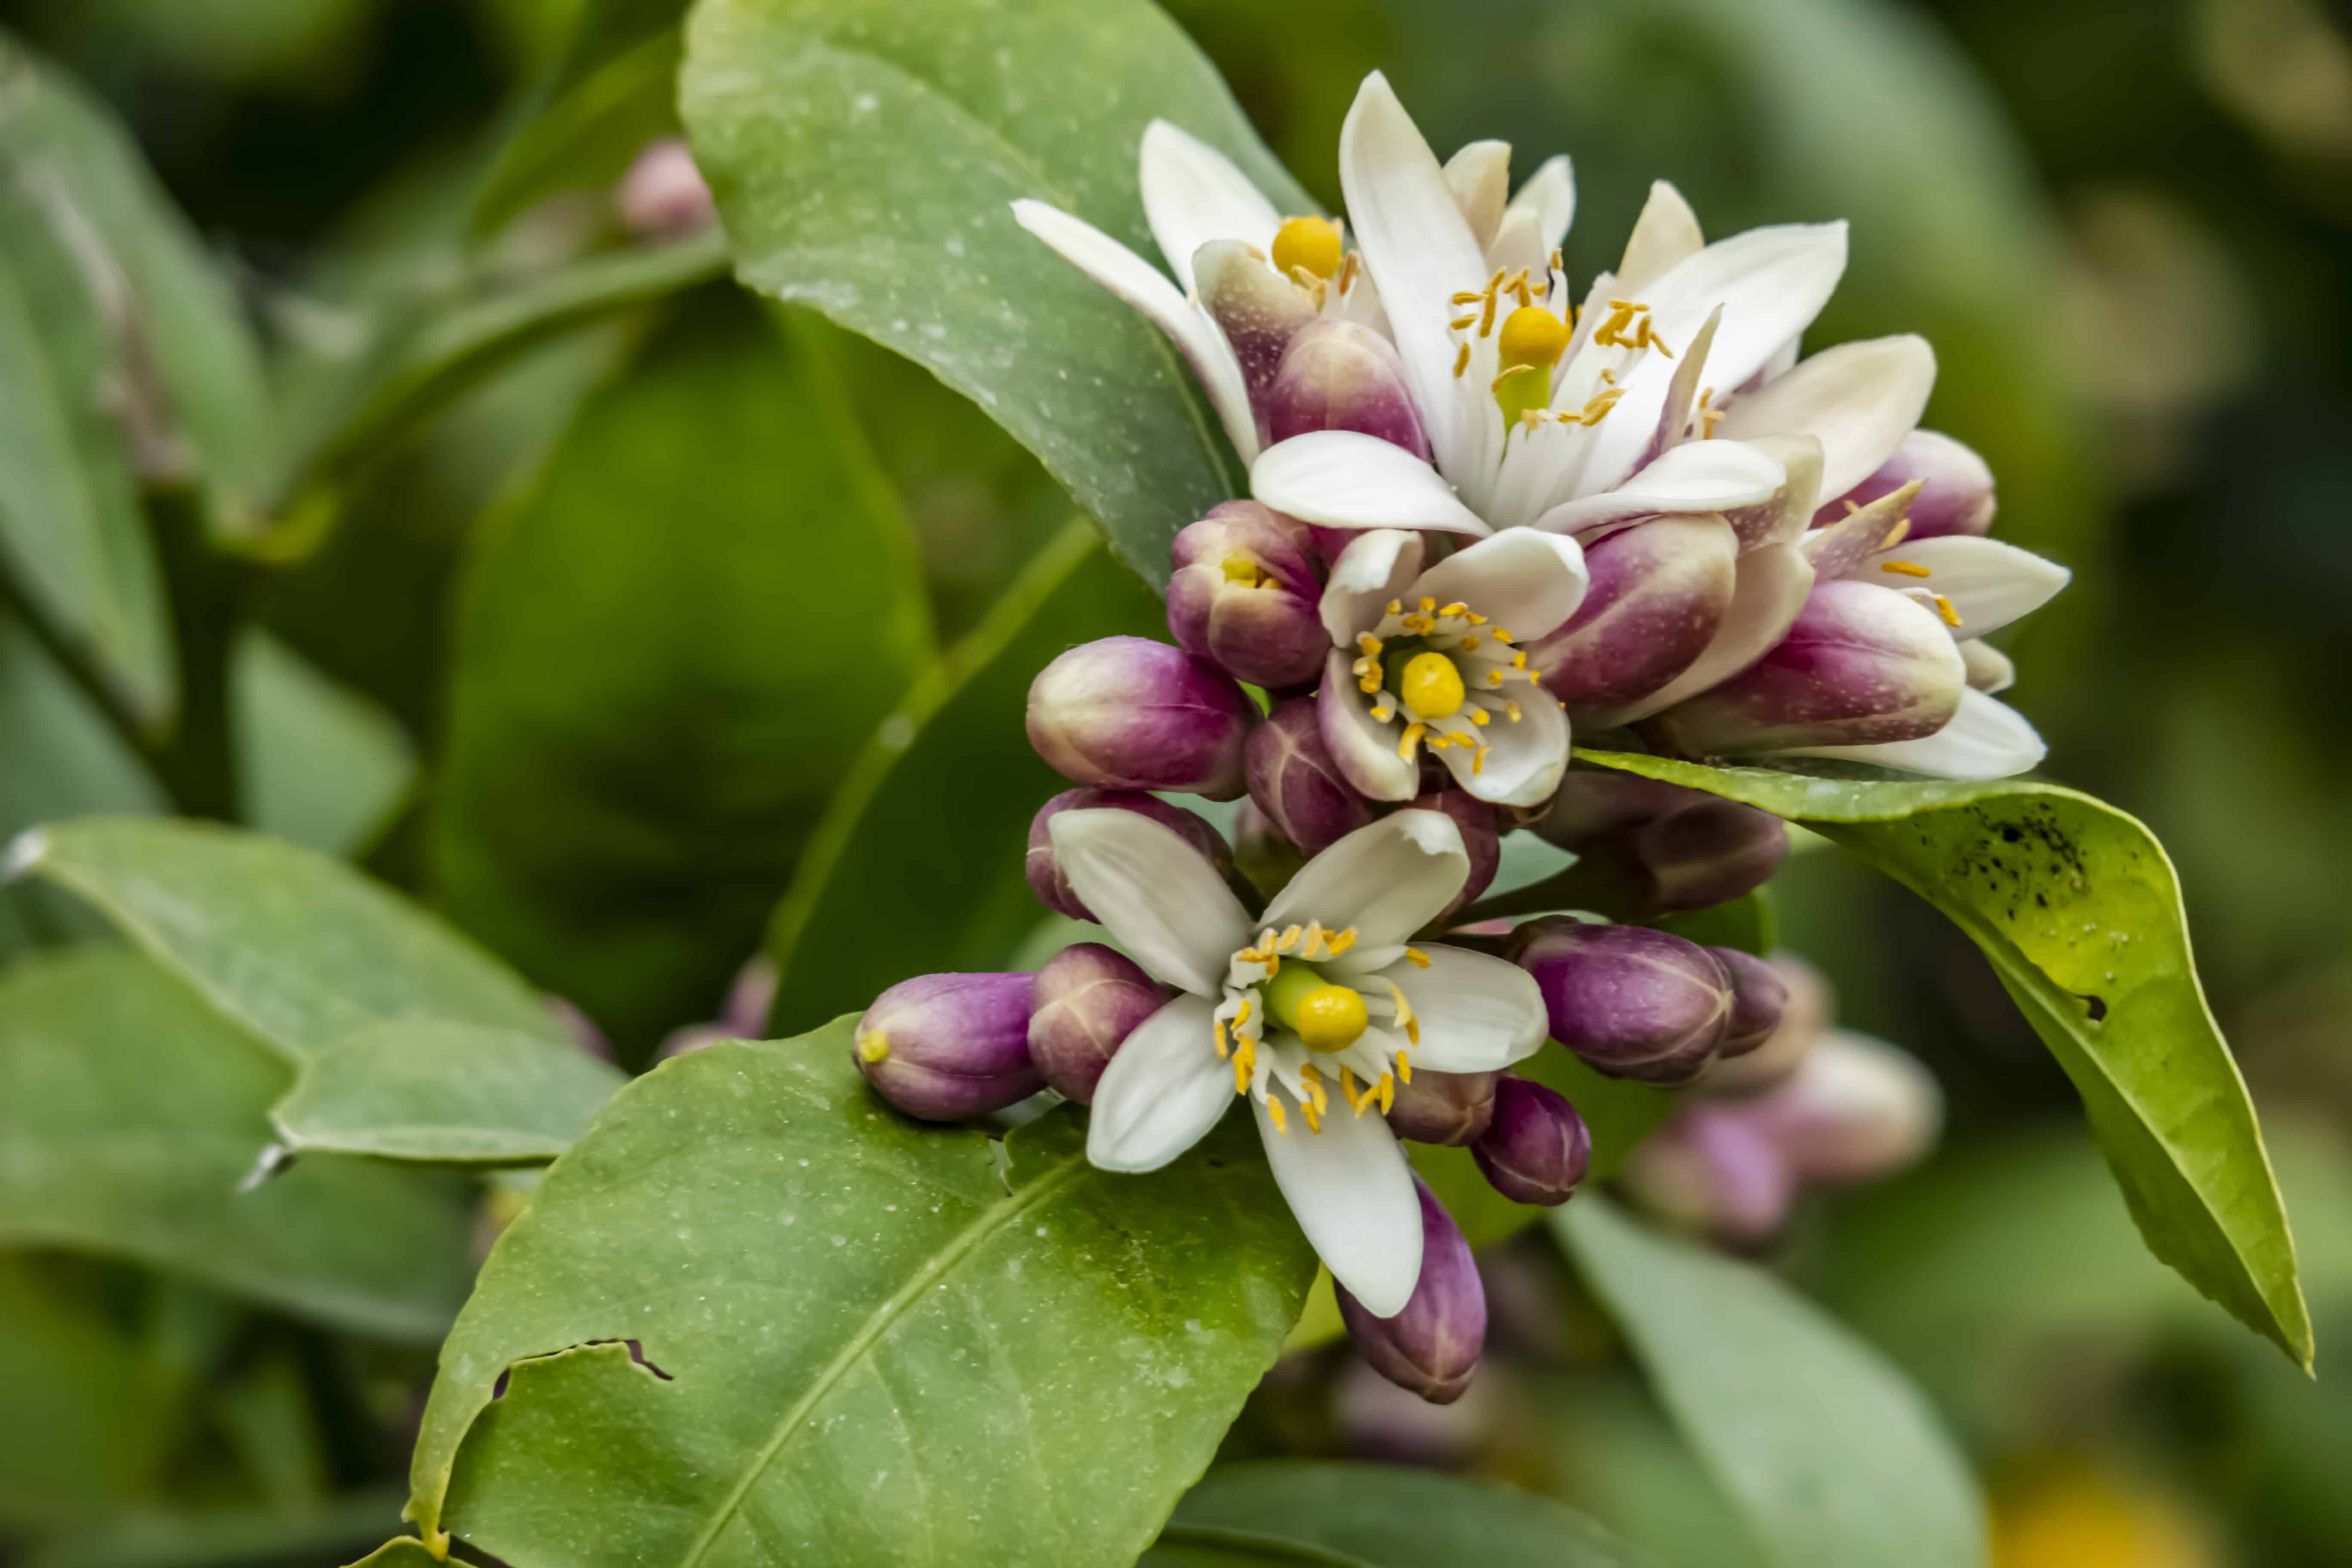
(343, 1540), (447, 1568)
(232, 628), (416, 858)
(1574, 747), (2311, 1368)
(472, 0), (689, 233)
(28, 1489), (412, 1568)
(273, 1020), (625, 1164)
(1555, 1194), (1985, 1568)
(1152, 1461), (1662, 1566)
(0, 948), (473, 1340)
(10, 816), (568, 1064)
(765, 520), (1161, 1035)
(1648, 888), (1776, 956)
(0, 1256), (184, 1530)
(406, 1020), (1315, 1562)
(680, 0), (1311, 584)
(434, 290), (930, 1050)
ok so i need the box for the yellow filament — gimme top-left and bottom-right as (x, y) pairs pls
(1270, 215), (1343, 279)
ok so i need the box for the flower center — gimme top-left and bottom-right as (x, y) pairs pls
(1222, 551), (1273, 587)
(1398, 650), (1466, 721)
(1348, 597), (1545, 775)
(1262, 962), (1369, 1054)
(1271, 214), (1343, 279)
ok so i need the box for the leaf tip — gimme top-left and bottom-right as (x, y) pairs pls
(1, 827), (46, 883)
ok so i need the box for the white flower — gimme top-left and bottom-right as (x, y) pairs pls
(1050, 806), (1547, 1316)
(1317, 527), (1589, 808)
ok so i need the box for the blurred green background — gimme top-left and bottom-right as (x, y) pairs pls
(3, 0), (2349, 1562)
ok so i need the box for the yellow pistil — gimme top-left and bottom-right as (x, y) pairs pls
(1494, 304), (1571, 425)
(1270, 215), (1343, 279)
(855, 1030), (888, 1063)
(1879, 560), (1933, 579)
(1399, 651), (1466, 722)
(1294, 984), (1369, 1054)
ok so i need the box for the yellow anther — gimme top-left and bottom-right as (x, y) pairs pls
(1340, 1065), (1366, 1114)
(1265, 1095), (1289, 1134)
(1369, 706), (1393, 722)
(1487, 670), (1505, 687)
(1880, 560), (1933, 578)
(1489, 627), (1514, 643)
(1358, 632), (1384, 656)
(1404, 947), (1431, 968)
(1326, 926), (1357, 956)
(1222, 554), (1266, 585)
(1377, 1072), (1395, 1113)
(1299, 1097), (1322, 1133)
(1234, 996), (1252, 1028)
(1451, 290), (1488, 306)
(1505, 699), (1523, 723)
(1397, 721), (1427, 762)
(1439, 602), (1469, 618)
(1512, 652), (1528, 671)
(1213, 1018), (1228, 1058)
(1270, 215), (1343, 279)
(1498, 305), (1571, 370)
(1933, 594), (1963, 628)
(1395, 1049), (1412, 1084)
(1881, 518), (1912, 549)
(1386, 980), (1420, 1046)
(1385, 599), (1403, 615)
(1339, 251), (1362, 292)
(1456, 635), (1481, 652)
(1473, 744), (1491, 775)
(856, 1030), (889, 1063)
(1300, 1063), (1329, 1114)
(1277, 925), (1303, 952)
(1451, 313), (1480, 330)
(1399, 651), (1466, 722)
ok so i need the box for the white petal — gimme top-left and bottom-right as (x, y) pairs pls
(1617, 180), (1704, 293)
(1048, 808), (1253, 996)
(1598, 542), (1815, 725)
(1139, 120), (1283, 293)
(1252, 431), (1491, 535)
(1716, 335), (1936, 502)
(1381, 945), (1547, 1071)
(1861, 536), (2070, 640)
(1322, 529), (1425, 647)
(1443, 139), (1511, 250)
(1318, 656), (1421, 803)
(1531, 438), (1786, 535)
(1412, 529), (1589, 640)
(1264, 809), (1470, 948)
(1787, 688), (2045, 779)
(1012, 199), (1260, 464)
(1436, 687), (1568, 807)
(1086, 995), (1235, 1172)
(1253, 1090), (1423, 1316)
(1338, 73), (1492, 480)
(1720, 433), (1825, 551)
(1960, 638), (2016, 695)
(1504, 154), (1575, 253)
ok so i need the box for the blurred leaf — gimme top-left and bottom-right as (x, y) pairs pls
(474, 0), (688, 233)
(273, 1020), (625, 1163)
(1522, 1370), (1769, 1568)
(232, 628), (416, 858)
(208, 1351), (330, 1513)
(10, 816), (568, 1062)
(0, 948), (474, 1339)
(0, 1257), (184, 1529)
(1577, 747), (2312, 1368)
(1556, 1193), (1986, 1568)
(1153, 1461), (1659, 1565)
(435, 290), (930, 1050)
(28, 1488), (410, 1568)
(404, 1022), (1315, 1561)
(765, 520), (1160, 1035)
(680, 0), (1311, 585)
(1648, 888), (1776, 956)
(342, 1540), (444, 1568)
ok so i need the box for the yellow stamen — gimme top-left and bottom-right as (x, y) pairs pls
(1213, 1018), (1229, 1058)
(1326, 927), (1357, 956)
(1933, 594), (1962, 628)
(1470, 707), (1489, 726)
(1299, 1096), (1322, 1133)
(1489, 627), (1514, 644)
(1451, 313), (1479, 330)
(1300, 1063), (1329, 1115)
(1453, 343), (1470, 377)
(1386, 981), (1420, 1046)
(1265, 1095), (1289, 1134)
(1473, 744), (1491, 774)
(1395, 1049), (1412, 1084)
(1369, 706), (1393, 722)
(1270, 214), (1343, 279)
(1404, 947), (1431, 969)
(1881, 518), (1912, 548)
(1397, 721), (1427, 762)
(1358, 632), (1384, 656)
(1377, 1072), (1395, 1113)
(1879, 560), (1933, 579)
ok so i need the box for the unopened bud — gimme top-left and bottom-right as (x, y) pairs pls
(1167, 502), (1327, 687)
(1026, 943), (1167, 1103)
(1026, 637), (1256, 798)
(1531, 769), (1700, 849)
(613, 138), (715, 237)
(1267, 318), (1432, 458)
(1026, 789), (1233, 921)
(1960, 638), (2014, 694)
(1194, 239), (1320, 427)
(1470, 1076), (1592, 1204)
(1816, 429), (1995, 541)
(1410, 790), (1499, 917)
(1530, 515), (1737, 715)
(1640, 580), (1965, 758)
(1697, 954), (1830, 1096)
(1508, 917), (1732, 1086)
(1708, 947), (1788, 1058)
(852, 973), (1041, 1121)
(1384, 1069), (1498, 1145)
(1747, 1031), (1942, 1185)
(1246, 699), (1376, 856)
(1337, 1174), (1486, 1403)
(1620, 1105), (1796, 1247)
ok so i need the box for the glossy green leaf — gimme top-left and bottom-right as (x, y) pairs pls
(232, 628), (416, 858)
(765, 520), (1161, 1035)
(680, 0), (1312, 584)
(434, 291), (929, 1049)
(1153, 1462), (1661, 1566)
(344, 1540), (446, 1568)
(0, 949), (473, 1340)
(473, 0), (689, 233)
(9, 816), (567, 1063)
(1555, 1194), (1985, 1568)
(272, 1020), (626, 1164)
(1575, 747), (2310, 1367)
(30, 1488), (411, 1568)
(406, 1020), (1315, 1562)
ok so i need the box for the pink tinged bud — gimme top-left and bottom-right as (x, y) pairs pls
(853, 973), (1042, 1121)
(1266, 318), (1432, 459)
(1410, 790), (1499, 917)
(1746, 1032), (1943, 1186)
(1639, 579), (1965, 758)
(1697, 954), (1830, 1097)
(1194, 239), (1320, 431)
(1471, 1076), (1592, 1204)
(1816, 429), (1996, 541)
(1622, 1106), (1797, 1247)
(1246, 698), (1377, 856)
(1708, 947), (1788, 1059)
(1026, 943), (1167, 1103)
(614, 138), (716, 237)
(1384, 1069), (1498, 1146)
(1337, 1174), (1486, 1404)
(1508, 917), (1733, 1086)
(1026, 788), (1233, 921)
(1026, 636), (1256, 799)
(1529, 515), (1737, 715)
(1167, 502), (1328, 687)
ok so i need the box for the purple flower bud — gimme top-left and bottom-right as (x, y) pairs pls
(1639, 580), (1965, 758)
(1746, 1032), (1942, 1185)
(853, 972), (1042, 1121)
(1167, 502), (1328, 688)
(1815, 429), (1996, 541)
(1625, 799), (1791, 914)
(1267, 318), (1432, 458)
(1026, 943), (1167, 1103)
(1026, 636), (1256, 799)
(1621, 1105), (1796, 1247)
(1194, 240), (1320, 430)
(1530, 769), (1701, 849)
(1507, 918), (1733, 1086)
(1231, 796), (1308, 902)
(1410, 790), (1500, 917)
(1529, 516), (1737, 715)
(1471, 1077), (1592, 1204)
(1337, 1174), (1486, 1403)
(1026, 788), (1233, 920)
(1697, 954), (1829, 1097)
(1708, 947), (1788, 1059)
(1384, 1069), (1498, 1145)
(1246, 698), (1376, 856)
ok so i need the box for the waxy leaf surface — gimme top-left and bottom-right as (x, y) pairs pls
(407, 1021), (1315, 1565)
